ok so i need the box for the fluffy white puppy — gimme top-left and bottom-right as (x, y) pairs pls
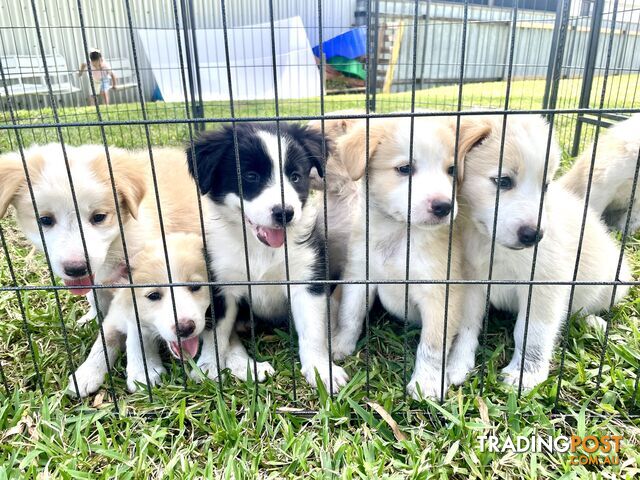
(560, 113), (640, 232)
(447, 114), (632, 390)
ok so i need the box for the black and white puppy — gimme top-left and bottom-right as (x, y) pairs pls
(187, 122), (349, 391)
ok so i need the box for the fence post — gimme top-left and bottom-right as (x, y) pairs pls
(571, 0), (605, 156)
(180, 0), (204, 131)
(367, 0), (380, 112)
(542, 0), (570, 118)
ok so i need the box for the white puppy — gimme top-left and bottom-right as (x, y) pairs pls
(448, 114), (632, 390)
(560, 113), (640, 232)
(331, 115), (469, 399)
(0, 144), (196, 324)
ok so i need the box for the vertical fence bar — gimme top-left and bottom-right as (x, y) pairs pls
(122, 0), (189, 386)
(317, 0), (334, 396)
(555, 0), (621, 408)
(218, 0), (263, 396)
(0, 224), (43, 394)
(171, 0), (222, 392)
(401, 0), (422, 399)
(74, 0), (154, 402)
(542, 0), (570, 116)
(571, 0), (605, 156)
(28, 0), (123, 405)
(186, 0), (205, 129)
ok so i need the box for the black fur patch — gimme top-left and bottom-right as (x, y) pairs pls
(186, 122), (328, 207)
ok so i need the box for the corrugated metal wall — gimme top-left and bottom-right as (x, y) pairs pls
(382, 0), (640, 93)
(0, 0), (357, 108)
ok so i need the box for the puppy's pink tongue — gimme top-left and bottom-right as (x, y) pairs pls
(171, 336), (200, 359)
(63, 276), (93, 296)
(257, 226), (285, 248)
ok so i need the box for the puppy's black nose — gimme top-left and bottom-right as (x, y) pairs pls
(518, 226), (543, 247)
(431, 200), (452, 218)
(63, 261), (88, 278)
(176, 319), (196, 338)
(272, 205), (294, 225)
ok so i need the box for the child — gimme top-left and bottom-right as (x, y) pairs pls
(78, 49), (117, 105)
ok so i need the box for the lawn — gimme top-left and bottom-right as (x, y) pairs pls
(1, 75), (640, 478)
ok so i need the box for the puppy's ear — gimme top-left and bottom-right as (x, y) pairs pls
(111, 152), (147, 220)
(456, 118), (492, 182)
(287, 124), (329, 178)
(336, 121), (387, 181)
(186, 126), (237, 195)
(0, 152), (26, 218)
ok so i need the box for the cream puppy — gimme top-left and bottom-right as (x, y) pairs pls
(560, 113), (640, 232)
(448, 114), (632, 390)
(69, 233), (209, 395)
(0, 144), (195, 323)
(331, 115), (468, 399)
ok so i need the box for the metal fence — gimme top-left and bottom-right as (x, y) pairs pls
(0, 0), (639, 416)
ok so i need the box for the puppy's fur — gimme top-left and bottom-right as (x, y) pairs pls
(449, 114), (632, 390)
(332, 115), (470, 399)
(70, 233), (208, 395)
(188, 122), (348, 391)
(560, 113), (640, 232)
(0, 143), (196, 323)
(307, 110), (364, 277)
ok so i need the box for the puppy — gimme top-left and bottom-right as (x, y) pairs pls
(448, 114), (632, 390)
(0, 143), (192, 324)
(187, 122), (349, 391)
(69, 233), (208, 395)
(560, 113), (640, 232)
(307, 110), (364, 278)
(331, 115), (468, 399)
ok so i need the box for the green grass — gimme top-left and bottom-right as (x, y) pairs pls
(1, 76), (640, 478)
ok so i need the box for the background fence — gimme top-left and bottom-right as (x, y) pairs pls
(0, 0), (639, 416)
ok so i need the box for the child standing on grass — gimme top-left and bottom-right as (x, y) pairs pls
(78, 49), (117, 105)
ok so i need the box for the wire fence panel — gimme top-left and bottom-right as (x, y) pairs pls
(0, 0), (638, 420)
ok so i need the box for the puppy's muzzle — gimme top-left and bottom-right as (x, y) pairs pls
(517, 225), (544, 247)
(430, 199), (452, 218)
(272, 204), (294, 226)
(63, 261), (89, 278)
(175, 319), (196, 338)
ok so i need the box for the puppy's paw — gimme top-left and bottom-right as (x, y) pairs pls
(77, 309), (97, 326)
(330, 336), (357, 361)
(501, 360), (548, 390)
(126, 364), (166, 393)
(407, 370), (449, 400)
(67, 367), (103, 398)
(446, 353), (475, 386)
(190, 360), (223, 383)
(228, 358), (275, 382)
(302, 363), (349, 393)
(584, 314), (607, 331)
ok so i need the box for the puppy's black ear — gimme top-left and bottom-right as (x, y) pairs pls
(186, 127), (233, 194)
(288, 124), (329, 178)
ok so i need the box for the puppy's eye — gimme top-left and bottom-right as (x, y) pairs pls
(90, 213), (107, 225)
(243, 172), (260, 183)
(492, 176), (513, 190)
(447, 165), (456, 177)
(395, 164), (413, 176)
(39, 216), (55, 227)
(189, 285), (202, 292)
(146, 291), (162, 301)
(290, 173), (301, 183)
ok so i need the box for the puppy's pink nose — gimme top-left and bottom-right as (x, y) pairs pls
(175, 319), (195, 338)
